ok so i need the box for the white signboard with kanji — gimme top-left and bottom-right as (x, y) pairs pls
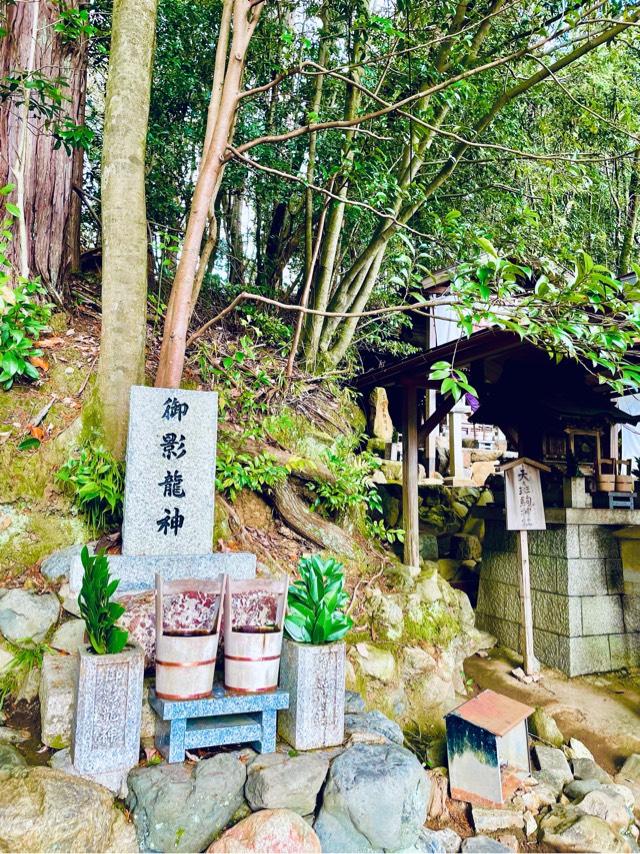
(502, 458), (549, 531)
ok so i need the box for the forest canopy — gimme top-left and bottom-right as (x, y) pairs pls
(3, 0), (640, 453)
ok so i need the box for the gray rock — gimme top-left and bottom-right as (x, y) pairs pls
(245, 751), (329, 815)
(344, 710), (404, 745)
(39, 653), (77, 749)
(534, 745), (573, 787)
(50, 619), (85, 654)
(461, 836), (510, 852)
(0, 744), (26, 768)
(564, 778), (602, 801)
(472, 806), (524, 833)
(126, 752), (247, 852)
(405, 827), (447, 854)
(568, 737), (594, 760)
(534, 770), (566, 797)
(0, 726), (29, 744)
(314, 743), (430, 852)
(0, 589), (59, 643)
(41, 544), (86, 580)
(344, 690), (365, 714)
(572, 757), (612, 784)
(540, 804), (629, 852)
(423, 828), (462, 852)
(524, 811), (537, 837)
(577, 788), (632, 832)
(0, 766), (137, 852)
(529, 707), (564, 747)
(618, 755), (640, 785)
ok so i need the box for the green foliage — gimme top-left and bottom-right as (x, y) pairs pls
(0, 639), (50, 709)
(404, 603), (461, 646)
(215, 441), (288, 501)
(77, 546), (128, 655)
(428, 361), (477, 403)
(0, 188), (52, 390)
(57, 443), (124, 532)
(285, 554), (353, 644)
(306, 441), (404, 545)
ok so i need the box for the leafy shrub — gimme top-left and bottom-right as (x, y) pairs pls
(77, 546), (128, 655)
(215, 441), (289, 501)
(308, 443), (381, 517)
(285, 554), (353, 644)
(308, 442), (404, 545)
(57, 443), (125, 531)
(0, 187), (52, 389)
(0, 640), (50, 708)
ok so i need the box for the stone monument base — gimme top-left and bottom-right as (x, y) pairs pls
(476, 509), (640, 676)
(69, 551), (256, 594)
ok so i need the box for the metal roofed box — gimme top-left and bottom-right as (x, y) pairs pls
(446, 689), (534, 807)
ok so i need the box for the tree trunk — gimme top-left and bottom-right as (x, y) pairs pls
(0, 0), (88, 300)
(155, 0), (262, 388)
(97, 0), (158, 458)
(618, 148), (640, 276)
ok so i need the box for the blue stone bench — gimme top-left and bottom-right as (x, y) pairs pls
(148, 684), (289, 763)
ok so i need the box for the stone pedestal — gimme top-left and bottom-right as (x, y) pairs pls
(476, 508), (640, 676)
(278, 639), (345, 750)
(71, 644), (144, 792)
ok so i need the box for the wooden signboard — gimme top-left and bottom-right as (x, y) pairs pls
(502, 458), (549, 532)
(498, 458), (551, 677)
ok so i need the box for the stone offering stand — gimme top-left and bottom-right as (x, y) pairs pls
(150, 684), (289, 762)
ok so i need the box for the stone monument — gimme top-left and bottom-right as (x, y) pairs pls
(70, 386), (256, 592)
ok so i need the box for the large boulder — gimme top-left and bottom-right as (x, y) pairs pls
(0, 766), (137, 852)
(539, 804), (629, 852)
(50, 619), (85, 654)
(0, 589), (59, 643)
(207, 808), (321, 852)
(314, 743), (430, 852)
(534, 745), (573, 788)
(351, 642), (396, 683)
(245, 752), (329, 815)
(126, 752), (247, 852)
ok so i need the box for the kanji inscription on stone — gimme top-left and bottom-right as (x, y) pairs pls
(122, 386), (218, 555)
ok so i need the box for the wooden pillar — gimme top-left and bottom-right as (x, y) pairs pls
(424, 389), (437, 477)
(517, 530), (539, 676)
(402, 383), (420, 567)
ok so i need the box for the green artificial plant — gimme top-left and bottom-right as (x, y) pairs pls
(77, 546), (128, 654)
(285, 555), (353, 644)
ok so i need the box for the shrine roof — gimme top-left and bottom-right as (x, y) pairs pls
(447, 688), (534, 736)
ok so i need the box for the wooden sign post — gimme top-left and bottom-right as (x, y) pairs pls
(498, 457), (551, 677)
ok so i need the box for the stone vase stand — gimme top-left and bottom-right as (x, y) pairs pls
(71, 641), (144, 790)
(155, 573), (226, 700)
(224, 577), (288, 693)
(278, 637), (346, 750)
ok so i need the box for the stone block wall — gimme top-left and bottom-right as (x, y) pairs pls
(477, 520), (640, 676)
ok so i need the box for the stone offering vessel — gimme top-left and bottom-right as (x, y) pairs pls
(278, 555), (352, 750)
(155, 573), (226, 700)
(224, 578), (288, 693)
(72, 548), (144, 792)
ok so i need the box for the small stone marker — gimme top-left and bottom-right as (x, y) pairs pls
(123, 386), (217, 556)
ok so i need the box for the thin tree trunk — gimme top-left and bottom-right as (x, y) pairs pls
(618, 148), (640, 276)
(156, 0), (262, 388)
(97, 0), (158, 458)
(0, 0), (89, 297)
